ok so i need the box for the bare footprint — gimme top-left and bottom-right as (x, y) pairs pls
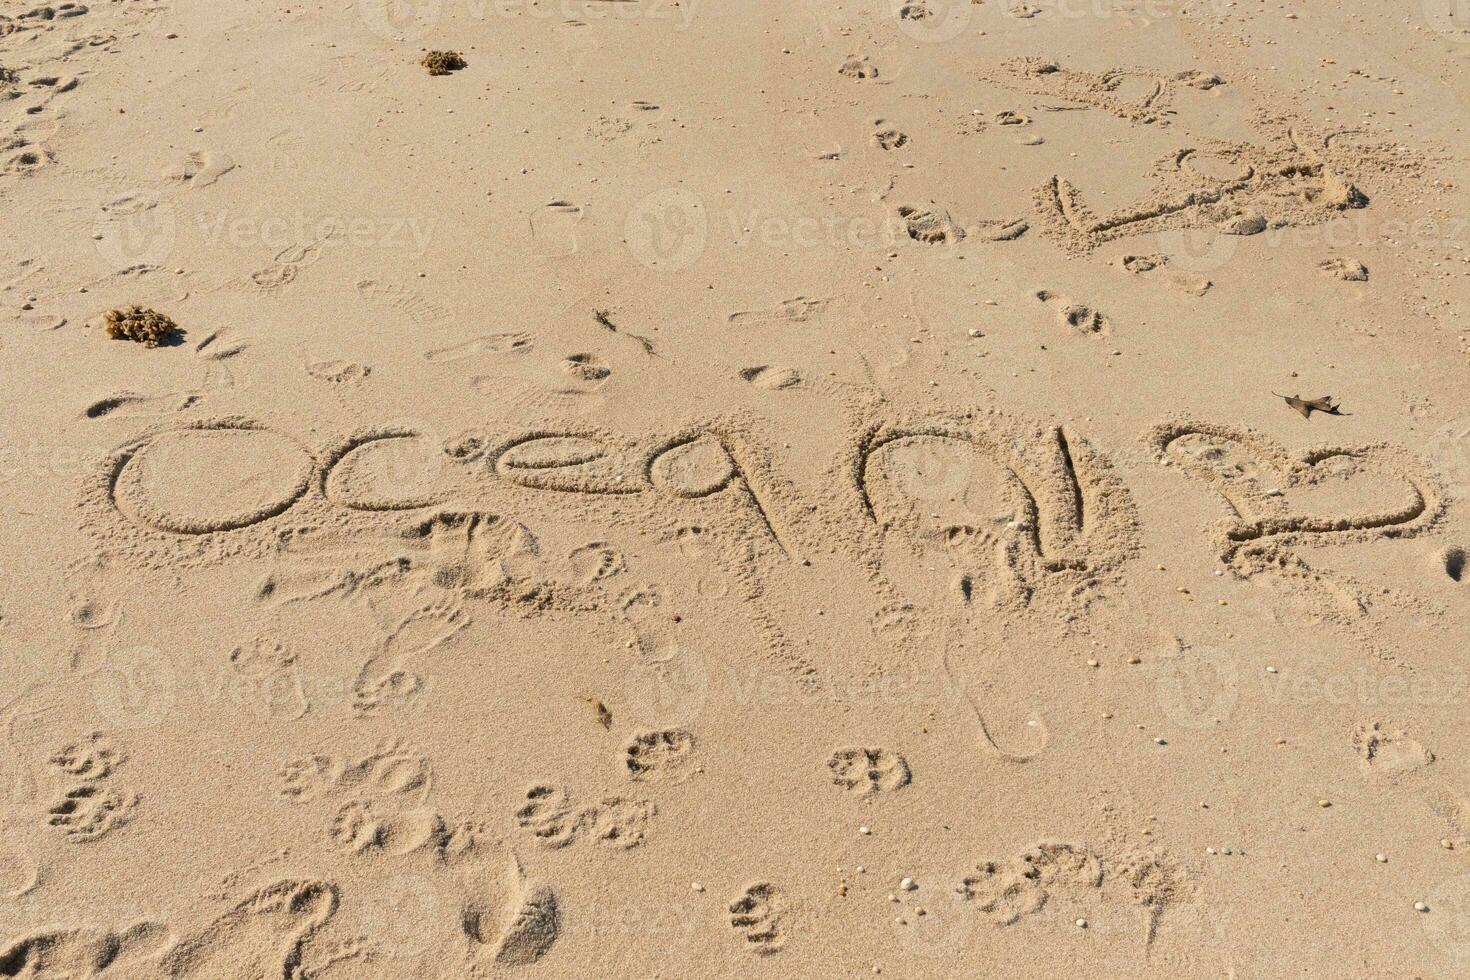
(423, 333), (532, 363)
(739, 365), (804, 390)
(156, 879), (338, 979)
(1035, 289), (1110, 335)
(164, 149), (236, 188)
(727, 297), (828, 326)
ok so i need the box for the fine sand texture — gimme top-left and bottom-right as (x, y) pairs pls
(3, 0), (1470, 976)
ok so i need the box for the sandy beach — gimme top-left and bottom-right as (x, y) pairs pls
(3, 0), (1470, 975)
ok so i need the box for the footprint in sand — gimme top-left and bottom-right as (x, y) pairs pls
(837, 55), (878, 79)
(164, 149), (236, 188)
(306, 359), (371, 384)
(83, 390), (203, 420)
(423, 332), (532, 363)
(356, 278), (451, 330)
(1318, 256), (1369, 281)
(462, 863), (561, 966)
(44, 732), (137, 843)
(1113, 253), (1211, 295)
(728, 882), (787, 955)
(228, 636), (308, 721)
(872, 119), (908, 150)
(561, 352), (610, 382)
(0, 922), (172, 977)
(45, 782), (138, 843)
(827, 746), (911, 796)
(739, 365), (805, 390)
(1035, 289), (1111, 335)
(895, 205), (964, 245)
(529, 200), (584, 257)
(1440, 546), (1465, 584)
(156, 879), (337, 978)
(513, 783), (655, 850)
(623, 729), (696, 782)
(727, 297), (828, 326)
(330, 800), (449, 857)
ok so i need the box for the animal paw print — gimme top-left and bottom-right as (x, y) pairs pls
(959, 862), (1046, 926)
(274, 753), (342, 803)
(827, 747), (910, 796)
(624, 729), (695, 782)
(728, 882), (786, 955)
(514, 784), (655, 850)
(330, 799), (447, 857)
(582, 797), (654, 850)
(47, 783), (138, 843)
(514, 784), (579, 849)
(44, 732), (137, 843)
(49, 732), (123, 781)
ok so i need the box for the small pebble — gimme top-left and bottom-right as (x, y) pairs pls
(692, 882), (704, 892)
(900, 877), (917, 891)
(1318, 799), (1332, 808)
(1153, 737), (1167, 745)
(860, 826), (871, 835)
(1415, 901), (1429, 912)
(1375, 854), (1387, 863)
(1266, 666), (1278, 674)
(1075, 918), (1088, 928)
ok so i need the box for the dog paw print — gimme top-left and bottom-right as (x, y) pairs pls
(47, 783), (138, 843)
(624, 729), (695, 782)
(274, 753), (342, 803)
(514, 784), (579, 849)
(582, 797), (655, 850)
(729, 882), (787, 955)
(827, 746), (911, 796)
(514, 784), (655, 850)
(48, 732), (123, 781)
(959, 861), (1047, 926)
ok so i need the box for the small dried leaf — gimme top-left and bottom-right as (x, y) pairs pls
(1274, 392), (1341, 419)
(579, 695), (612, 730)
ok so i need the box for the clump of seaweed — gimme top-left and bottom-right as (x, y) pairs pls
(104, 306), (179, 347)
(0, 66), (18, 88)
(420, 51), (466, 76)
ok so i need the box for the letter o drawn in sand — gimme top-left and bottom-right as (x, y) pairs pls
(649, 436), (736, 498)
(110, 420), (313, 534)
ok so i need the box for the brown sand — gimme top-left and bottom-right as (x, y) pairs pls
(3, 0), (1470, 975)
